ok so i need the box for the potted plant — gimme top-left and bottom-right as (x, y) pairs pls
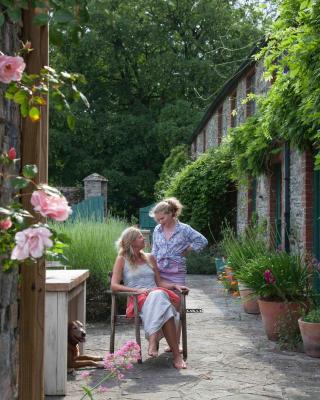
(236, 252), (311, 341)
(221, 224), (268, 313)
(298, 308), (320, 357)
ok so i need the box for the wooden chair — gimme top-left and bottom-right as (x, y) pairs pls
(108, 273), (188, 361)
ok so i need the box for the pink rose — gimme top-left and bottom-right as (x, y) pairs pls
(0, 217), (12, 230)
(11, 226), (53, 260)
(31, 190), (72, 221)
(0, 55), (26, 84)
(8, 147), (16, 160)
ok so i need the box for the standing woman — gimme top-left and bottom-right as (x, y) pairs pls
(150, 197), (208, 287)
(149, 197), (208, 351)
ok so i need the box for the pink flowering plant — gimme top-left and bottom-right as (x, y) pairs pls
(0, 148), (72, 271)
(80, 341), (141, 399)
(237, 251), (313, 302)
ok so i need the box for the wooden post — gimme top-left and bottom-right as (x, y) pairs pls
(19, 5), (48, 400)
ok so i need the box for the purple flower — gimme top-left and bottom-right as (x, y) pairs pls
(264, 269), (276, 284)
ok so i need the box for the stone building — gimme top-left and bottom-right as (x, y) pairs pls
(190, 45), (317, 258)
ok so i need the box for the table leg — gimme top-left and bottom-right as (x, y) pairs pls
(44, 292), (68, 395)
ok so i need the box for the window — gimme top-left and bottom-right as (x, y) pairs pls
(217, 106), (223, 145)
(246, 71), (256, 117)
(230, 91), (237, 128)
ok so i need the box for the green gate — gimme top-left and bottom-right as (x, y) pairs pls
(70, 196), (105, 222)
(139, 204), (157, 234)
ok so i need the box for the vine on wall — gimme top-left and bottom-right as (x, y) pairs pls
(229, 0), (320, 179)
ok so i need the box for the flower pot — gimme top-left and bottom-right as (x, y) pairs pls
(298, 318), (320, 357)
(238, 284), (260, 314)
(258, 299), (305, 341)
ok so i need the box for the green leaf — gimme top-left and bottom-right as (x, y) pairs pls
(33, 12), (49, 26)
(37, 184), (61, 196)
(11, 176), (30, 190)
(67, 114), (76, 130)
(0, 207), (12, 216)
(20, 103), (29, 118)
(53, 10), (74, 24)
(22, 164), (38, 179)
(6, 8), (21, 23)
(80, 92), (90, 108)
(29, 107), (40, 122)
(81, 386), (94, 400)
(13, 90), (27, 105)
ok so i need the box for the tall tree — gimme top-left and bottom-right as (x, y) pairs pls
(49, 0), (266, 216)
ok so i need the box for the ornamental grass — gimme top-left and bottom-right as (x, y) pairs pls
(50, 216), (128, 320)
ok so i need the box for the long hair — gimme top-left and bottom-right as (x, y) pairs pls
(116, 227), (148, 267)
(149, 197), (183, 219)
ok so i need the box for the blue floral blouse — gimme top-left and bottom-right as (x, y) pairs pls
(151, 221), (208, 284)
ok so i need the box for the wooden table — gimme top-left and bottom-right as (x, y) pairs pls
(44, 269), (89, 396)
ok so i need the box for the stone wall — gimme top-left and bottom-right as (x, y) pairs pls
(0, 20), (21, 400)
(289, 149), (305, 253)
(58, 186), (83, 206)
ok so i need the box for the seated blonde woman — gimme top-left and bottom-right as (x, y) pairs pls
(111, 227), (187, 369)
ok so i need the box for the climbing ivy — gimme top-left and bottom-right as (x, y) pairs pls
(229, 0), (320, 178)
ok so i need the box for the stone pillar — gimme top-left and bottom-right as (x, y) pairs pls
(83, 173), (108, 215)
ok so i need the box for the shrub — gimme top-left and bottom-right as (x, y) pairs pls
(154, 144), (191, 200)
(186, 248), (216, 275)
(165, 145), (236, 241)
(51, 216), (128, 321)
(303, 308), (320, 324)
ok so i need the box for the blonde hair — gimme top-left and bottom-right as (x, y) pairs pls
(149, 197), (183, 219)
(116, 227), (148, 267)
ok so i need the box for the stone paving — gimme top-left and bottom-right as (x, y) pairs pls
(46, 275), (320, 400)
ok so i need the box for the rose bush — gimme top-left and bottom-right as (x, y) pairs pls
(0, 147), (71, 270)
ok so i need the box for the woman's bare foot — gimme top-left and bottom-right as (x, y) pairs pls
(172, 355), (187, 369)
(164, 345), (183, 353)
(148, 345), (159, 358)
(148, 334), (159, 357)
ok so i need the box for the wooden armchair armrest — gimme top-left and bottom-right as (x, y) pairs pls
(107, 290), (140, 297)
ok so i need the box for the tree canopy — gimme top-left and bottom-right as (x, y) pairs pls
(49, 0), (267, 216)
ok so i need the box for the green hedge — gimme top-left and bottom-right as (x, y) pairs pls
(165, 144), (236, 241)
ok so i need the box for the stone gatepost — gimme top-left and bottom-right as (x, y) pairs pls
(83, 173), (108, 216)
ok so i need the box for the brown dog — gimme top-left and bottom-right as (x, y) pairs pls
(67, 320), (104, 370)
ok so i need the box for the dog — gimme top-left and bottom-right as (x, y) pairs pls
(67, 320), (104, 371)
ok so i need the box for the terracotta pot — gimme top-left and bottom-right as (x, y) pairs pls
(224, 266), (234, 282)
(298, 318), (320, 357)
(258, 299), (305, 341)
(238, 285), (260, 314)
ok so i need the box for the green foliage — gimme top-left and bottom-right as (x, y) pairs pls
(236, 252), (312, 302)
(50, 216), (128, 320)
(4, 66), (88, 129)
(186, 248), (216, 275)
(221, 223), (269, 277)
(49, 0), (266, 216)
(229, 0), (320, 179)
(165, 144), (236, 240)
(154, 145), (191, 200)
(303, 308), (320, 323)
(154, 100), (203, 157)
(0, 0), (90, 43)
